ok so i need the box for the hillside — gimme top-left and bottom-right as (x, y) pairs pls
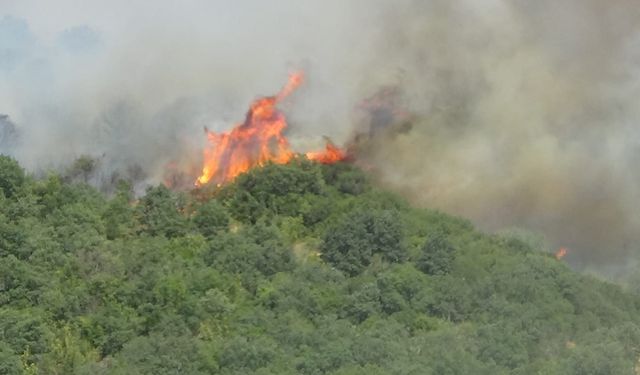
(1, 155), (639, 374)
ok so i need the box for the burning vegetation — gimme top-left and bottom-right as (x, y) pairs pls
(195, 72), (346, 187)
(555, 247), (568, 260)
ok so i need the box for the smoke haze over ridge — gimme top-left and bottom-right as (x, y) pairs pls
(2, 0), (640, 269)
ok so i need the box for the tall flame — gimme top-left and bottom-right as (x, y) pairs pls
(196, 72), (346, 187)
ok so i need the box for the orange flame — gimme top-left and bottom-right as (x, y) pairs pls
(196, 72), (346, 187)
(305, 141), (346, 164)
(555, 247), (568, 260)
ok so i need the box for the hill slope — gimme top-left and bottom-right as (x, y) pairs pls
(0, 155), (639, 374)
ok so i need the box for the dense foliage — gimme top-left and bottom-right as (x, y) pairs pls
(1, 155), (639, 374)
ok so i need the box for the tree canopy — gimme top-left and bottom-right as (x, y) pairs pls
(1, 156), (639, 374)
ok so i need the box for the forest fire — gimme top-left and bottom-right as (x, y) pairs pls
(196, 72), (346, 187)
(305, 141), (346, 164)
(555, 247), (568, 260)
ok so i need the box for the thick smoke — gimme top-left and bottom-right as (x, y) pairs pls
(0, 1), (380, 186)
(1, 1), (639, 269)
(353, 0), (640, 269)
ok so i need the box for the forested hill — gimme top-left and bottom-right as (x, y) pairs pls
(1, 155), (640, 374)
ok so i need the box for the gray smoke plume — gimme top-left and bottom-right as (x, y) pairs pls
(350, 0), (640, 270)
(2, 1), (640, 271)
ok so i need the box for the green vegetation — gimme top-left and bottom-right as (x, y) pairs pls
(1, 154), (639, 374)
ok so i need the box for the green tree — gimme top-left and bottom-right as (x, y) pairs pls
(417, 232), (456, 276)
(206, 222), (293, 279)
(39, 325), (98, 375)
(223, 160), (325, 223)
(217, 336), (277, 372)
(111, 333), (206, 375)
(0, 341), (21, 375)
(342, 283), (381, 323)
(104, 181), (135, 240)
(64, 155), (97, 184)
(0, 155), (24, 198)
(321, 163), (369, 195)
(136, 185), (188, 238)
(192, 200), (229, 237)
(321, 209), (406, 276)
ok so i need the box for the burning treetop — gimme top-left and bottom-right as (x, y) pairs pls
(196, 72), (345, 187)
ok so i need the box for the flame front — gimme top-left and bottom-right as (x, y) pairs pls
(196, 72), (346, 187)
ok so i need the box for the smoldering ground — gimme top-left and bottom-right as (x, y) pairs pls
(2, 0), (640, 271)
